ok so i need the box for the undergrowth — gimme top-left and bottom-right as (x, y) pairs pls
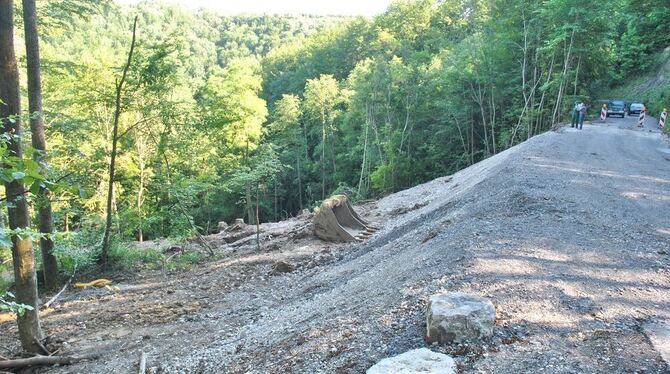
(0, 229), (211, 293)
(607, 47), (670, 119)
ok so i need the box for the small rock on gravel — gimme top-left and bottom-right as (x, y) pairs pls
(426, 292), (495, 344)
(366, 348), (456, 374)
(271, 261), (295, 274)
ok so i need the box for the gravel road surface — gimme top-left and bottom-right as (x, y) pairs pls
(160, 115), (670, 373)
(2, 114), (668, 373)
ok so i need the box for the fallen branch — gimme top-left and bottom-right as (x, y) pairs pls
(41, 264), (77, 310)
(0, 353), (98, 369)
(33, 338), (51, 356)
(138, 351), (147, 374)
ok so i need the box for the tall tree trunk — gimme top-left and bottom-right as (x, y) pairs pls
(573, 56), (581, 96)
(321, 118), (326, 200)
(101, 16), (138, 268)
(489, 88), (496, 154)
(296, 153), (302, 210)
(255, 184), (260, 251)
(0, 0), (44, 352)
(551, 28), (575, 126)
(357, 102), (370, 197)
(136, 136), (145, 242)
(536, 53), (556, 134)
(245, 183), (253, 225)
(470, 114), (475, 164)
(22, 0), (57, 290)
(244, 138), (253, 225)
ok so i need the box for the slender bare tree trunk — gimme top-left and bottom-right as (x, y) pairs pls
(551, 28), (575, 126)
(470, 114), (475, 164)
(509, 21), (542, 147)
(489, 88), (496, 154)
(255, 184), (260, 251)
(321, 117), (326, 200)
(136, 136), (146, 242)
(0, 0), (44, 352)
(449, 112), (469, 164)
(22, 0), (58, 290)
(573, 56), (581, 96)
(245, 183), (253, 224)
(357, 102), (370, 196)
(528, 34), (540, 139)
(101, 16), (138, 268)
(296, 153), (302, 210)
(536, 53), (556, 134)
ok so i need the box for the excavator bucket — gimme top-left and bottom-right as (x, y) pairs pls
(313, 195), (378, 242)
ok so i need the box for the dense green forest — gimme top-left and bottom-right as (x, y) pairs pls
(2, 0), (669, 282)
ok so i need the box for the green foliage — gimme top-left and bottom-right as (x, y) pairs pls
(53, 228), (103, 274)
(4, 0), (665, 266)
(108, 242), (161, 271)
(165, 251), (205, 271)
(0, 292), (33, 317)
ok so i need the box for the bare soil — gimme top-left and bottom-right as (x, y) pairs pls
(1, 114), (669, 373)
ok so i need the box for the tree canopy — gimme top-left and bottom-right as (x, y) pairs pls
(0, 0), (667, 274)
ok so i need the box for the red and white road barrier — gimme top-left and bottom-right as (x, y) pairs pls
(600, 105), (607, 121)
(659, 109), (667, 129)
(638, 109), (645, 127)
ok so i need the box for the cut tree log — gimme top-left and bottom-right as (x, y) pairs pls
(0, 353), (98, 369)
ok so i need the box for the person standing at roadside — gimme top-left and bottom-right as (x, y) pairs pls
(578, 102), (588, 130)
(571, 101), (580, 128)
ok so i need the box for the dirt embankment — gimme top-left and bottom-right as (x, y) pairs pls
(1, 114), (669, 373)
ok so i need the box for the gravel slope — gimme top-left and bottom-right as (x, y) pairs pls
(5, 115), (667, 373)
(160, 115), (669, 373)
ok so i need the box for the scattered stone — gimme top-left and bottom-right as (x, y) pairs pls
(228, 219), (246, 230)
(643, 320), (670, 367)
(217, 221), (228, 232)
(271, 261), (295, 274)
(389, 201), (429, 217)
(164, 246), (183, 254)
(426, 292), (496, 344)
(366, 348), (456, 374)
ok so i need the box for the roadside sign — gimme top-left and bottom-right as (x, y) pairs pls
(600, 104), (607, 121)
(638, 109), (646, 127)
(659, 109), (667, 129)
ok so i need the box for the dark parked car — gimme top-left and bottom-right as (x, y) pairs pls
(607, 100), (625, 118)
(629, 102), (645, 116)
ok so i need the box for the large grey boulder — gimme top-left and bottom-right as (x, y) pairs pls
(426, 292), (495, 344)
(366, 348), (456, 374)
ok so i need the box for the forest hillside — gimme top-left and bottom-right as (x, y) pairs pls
(0, 0), (669, 371)
(0, 0), (667, 253)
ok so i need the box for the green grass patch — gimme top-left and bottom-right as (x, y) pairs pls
(165, 251), (205, 270)
(108, 242), (165, 271)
